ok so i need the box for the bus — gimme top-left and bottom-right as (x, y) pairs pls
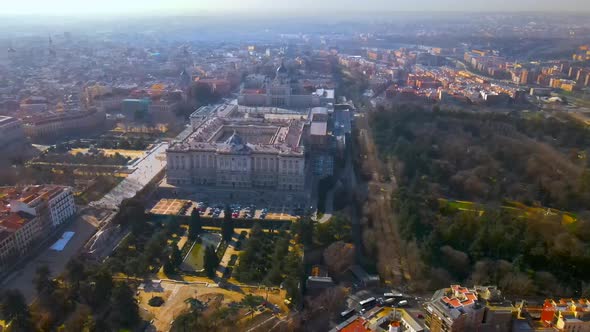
(340, 309), (355, 319)
(384, 292), (403, 298)
(384, 298), (396, 305)
(359, 297), (376, 308)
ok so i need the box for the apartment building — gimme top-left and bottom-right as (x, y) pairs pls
(0, 185), (76, 266)
(425, 285), (516, 332)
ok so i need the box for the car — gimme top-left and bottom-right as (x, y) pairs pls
(417, 314), (424, 319)
(232, 213), (239, 218)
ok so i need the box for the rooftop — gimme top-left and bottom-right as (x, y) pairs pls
(1, 185), (70, 212)
(310, 122), (328, 136)
(340, 318), (370, 332)
(426, 285), (501, 325)
(23, 109), (99, 126)
(0, 211), (35, 232)
(0, 116), (19, 126)
(169, 113), (305, 156)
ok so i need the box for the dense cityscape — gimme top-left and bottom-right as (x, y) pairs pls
(1, 3), (590, 332)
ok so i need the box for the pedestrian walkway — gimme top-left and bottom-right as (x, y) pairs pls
(91, 142), (168, 209)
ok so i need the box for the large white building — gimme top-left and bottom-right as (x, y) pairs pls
(10, 185), (76, 227)
(22, 108), (105, 140)
(167, 115), (306, 193)
(0, 185), (76, 266)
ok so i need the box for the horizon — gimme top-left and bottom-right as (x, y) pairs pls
(1, 0), (589, 16)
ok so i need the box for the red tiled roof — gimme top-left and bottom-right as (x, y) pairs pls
(0, 213), (32, 231)
(449, 299), (462, 308)
(341, 318), (370, 332)
(457, 287), (469, 294)
(461, 299), (475, 306)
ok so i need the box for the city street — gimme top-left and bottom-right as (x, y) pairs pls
(0, 209), (105, 302)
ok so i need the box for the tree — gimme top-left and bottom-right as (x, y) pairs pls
(109, 282), (140, 329)
(171, 245), (183, 268)
(34, 265), (55, 296)
(0, 289), (34, 332)
(171, 310), (208, 332)
(241, 294), (264, 319)
(190, 83), (222, 106)
(203, 245), (219, 279)
(34, 265), (60, 313)
(221, 206), (234, 242)
(165, 217), (182, 236)
(323, 241), (355, 276)
(62, 304), (95, 332)
(297, 217), (314, 246)
(163, 257), (175, 276)
(89, 268), (113, 309)
(65, 258), (86, 292)
(189, 208), (202, 240)
(116, 198), (145, 235)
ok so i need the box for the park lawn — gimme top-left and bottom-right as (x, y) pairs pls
(70, 148), (145, 159)
(442, 199), (485, 216)
(184, 243), (204, 271)
(440, 198), (578, 224)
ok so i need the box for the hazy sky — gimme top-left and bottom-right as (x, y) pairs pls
(1, 0), (588, 15)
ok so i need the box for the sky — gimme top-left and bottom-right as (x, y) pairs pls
(1, 0), (588, 16)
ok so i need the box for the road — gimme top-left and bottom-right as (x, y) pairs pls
(1, 143), (169, 302)
(316, 188), (334, 223)
(0, 209), (105, 302)
(315, 108), (354, 224)
(91, 142), (168, 209)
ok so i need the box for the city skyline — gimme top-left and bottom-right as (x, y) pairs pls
(2, 0), (589, 16)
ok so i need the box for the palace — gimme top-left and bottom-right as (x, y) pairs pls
(166, 114), (306, 193)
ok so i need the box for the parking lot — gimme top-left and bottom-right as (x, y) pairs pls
(149, 199), (300, 221)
